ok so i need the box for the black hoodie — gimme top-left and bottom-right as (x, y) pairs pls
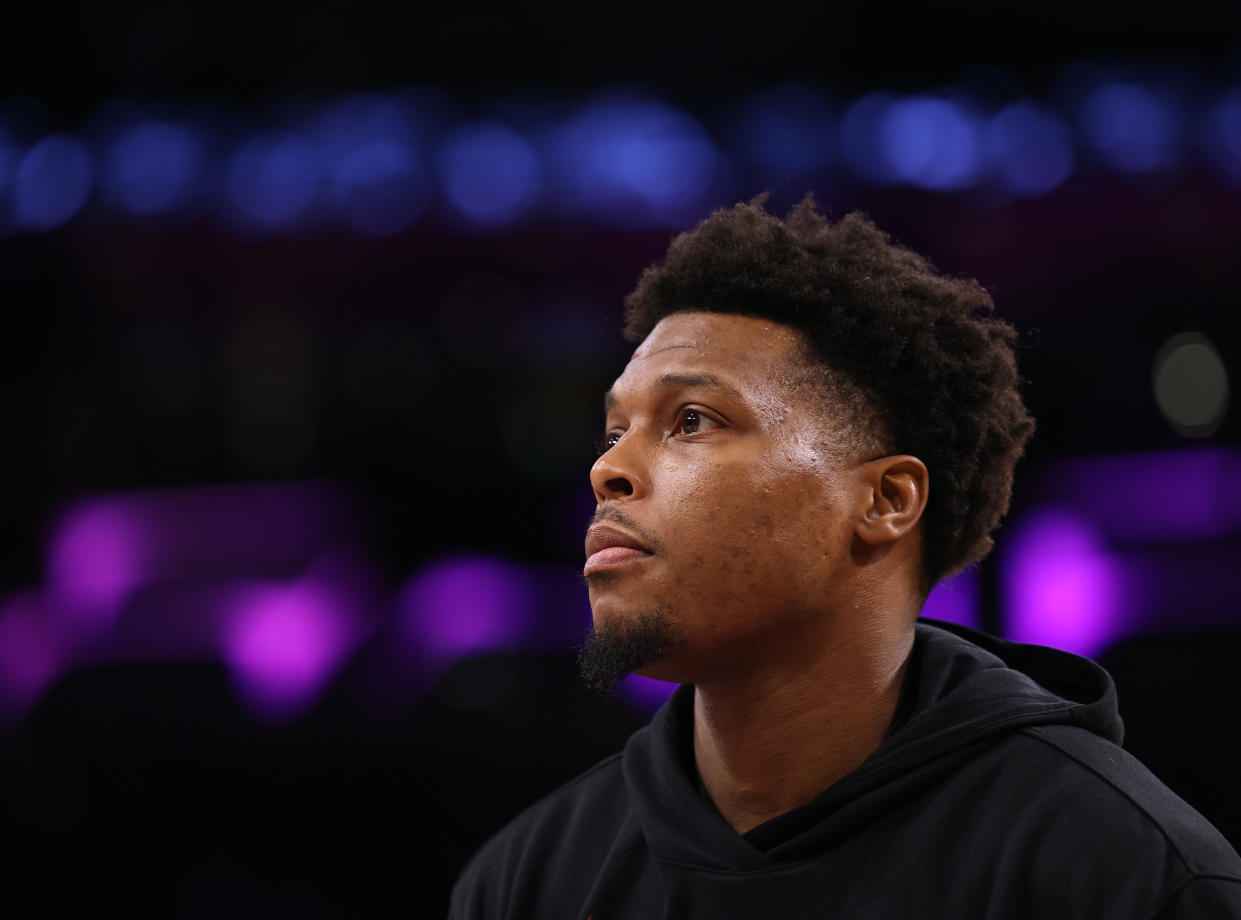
(449, 619), (1241, 918)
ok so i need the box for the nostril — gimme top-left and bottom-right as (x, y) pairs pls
(607, 477), (633, 496)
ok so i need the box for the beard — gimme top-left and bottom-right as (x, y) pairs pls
(576, 608), (680, 697)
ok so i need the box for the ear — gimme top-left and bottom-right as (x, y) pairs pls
(853, 454), (929, 546)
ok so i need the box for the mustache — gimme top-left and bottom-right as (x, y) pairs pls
(586, 506), (664, 555)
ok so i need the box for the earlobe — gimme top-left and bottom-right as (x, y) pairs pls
(854, 455), (929, 546)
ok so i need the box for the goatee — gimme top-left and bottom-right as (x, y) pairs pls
(576, 609), (679, 697)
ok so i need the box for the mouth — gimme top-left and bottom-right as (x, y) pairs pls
(583, 524), (656, 576)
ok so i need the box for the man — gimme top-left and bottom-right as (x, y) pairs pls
(449, 195), (1241, 917)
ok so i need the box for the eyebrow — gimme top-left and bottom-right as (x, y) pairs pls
(603, 372), (744, 415)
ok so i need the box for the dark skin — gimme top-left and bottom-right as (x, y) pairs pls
(587, 311), (930, 835)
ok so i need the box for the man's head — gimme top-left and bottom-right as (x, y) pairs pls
(577, 194), (1035, 692)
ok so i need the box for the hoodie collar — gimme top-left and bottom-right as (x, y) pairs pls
(622, 618), (1122, 870)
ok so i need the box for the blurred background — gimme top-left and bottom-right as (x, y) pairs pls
(1, 1), (1240, 915)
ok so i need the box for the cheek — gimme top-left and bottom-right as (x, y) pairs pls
(661, 465), (839, 590)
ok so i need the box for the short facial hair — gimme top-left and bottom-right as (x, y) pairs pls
(576, 608), (679, 697)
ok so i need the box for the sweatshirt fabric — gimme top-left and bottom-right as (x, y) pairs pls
(449, 618), (1241, 918)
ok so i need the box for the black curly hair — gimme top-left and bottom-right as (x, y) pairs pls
(622, 193), (1036, 595)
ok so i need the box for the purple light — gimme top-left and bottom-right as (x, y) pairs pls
(1040, 448), (1241, 543)
(222, 579), (356, 721)
(12, 134), (95, 230)
(920, 568), (981, 629)
(1001, 508), (1126, 657)
(0, 593), (61, 720)
(400, 556), (538, 674)
(984, 101), (1076, 196)
(46, 499), (147, 627)
(616, 673), (678, 714)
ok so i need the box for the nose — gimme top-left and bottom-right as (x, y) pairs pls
(590, 434), (648, 503)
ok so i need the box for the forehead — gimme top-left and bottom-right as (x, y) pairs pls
(606, 312), (814, 409)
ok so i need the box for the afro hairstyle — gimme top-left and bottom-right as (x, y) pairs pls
(622, 193), (1036, 594)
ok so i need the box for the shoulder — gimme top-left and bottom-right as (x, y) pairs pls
(449, 752), (630, 918)
(1017, 724), (1241, 880)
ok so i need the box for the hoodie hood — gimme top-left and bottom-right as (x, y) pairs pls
(622, 618), (1123, 872)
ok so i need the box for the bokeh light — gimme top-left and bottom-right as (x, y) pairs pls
(549, 94), (723, 226)
(1079, 81), (1182, 174)
(333, 141), (428, 234)
(102, 121), (204, 216)
(399, 556), (540, 676)
(1001, 509), (1125, 657)
(877, 95), (984, 191)
(984, 101), (1076, 196)
(46, 499), (148, 626)
(1202, 86), (1241, 187)
(1153, 332), (1229, 437)
(0, 593), (61, 720)
(225, 133), (324, 231)
(12, 134), (95, 229)
(734, 84), (835, 177)
(223, 579), (358, 721)
(437, 122), (542, 228)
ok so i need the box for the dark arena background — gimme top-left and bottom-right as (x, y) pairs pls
(2, 3), (1240, 915)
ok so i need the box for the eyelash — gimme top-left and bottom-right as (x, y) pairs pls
(595, 408), (716, 457)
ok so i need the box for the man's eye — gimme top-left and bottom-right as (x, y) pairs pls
(595, 432), (621, 456)
(676, 409), (713, 435)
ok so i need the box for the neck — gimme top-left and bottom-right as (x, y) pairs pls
(691, 616), (915, 836)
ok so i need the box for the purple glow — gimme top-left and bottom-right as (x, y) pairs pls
(0, 593), (60, 719)
(616, 673), (678, 714)
(1001, 508), (1126, 657)
(920, 568), (981, 629)
(46, 499), (147, 627)
(400, 556), (538, 673)
(1040, 448), (1241, 543)
(222, 579), (356, 721)
(49, 483), (359, 588)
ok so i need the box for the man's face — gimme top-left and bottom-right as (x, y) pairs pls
(583, 311), (868, 687)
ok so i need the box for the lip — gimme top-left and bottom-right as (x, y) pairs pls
(584, 525), (655, 574)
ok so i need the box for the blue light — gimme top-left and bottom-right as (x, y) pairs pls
(333, 141), (428, 235)
(308, 94), (419, 165)
(839, 92), (900, 184)
(984, 101), (1076, 196)
(102, 121), (204, 216)
(735, 84), (834, 175)
(12, 134), (94, 230)
(226, 134), (324, 231)
(877, 95), (983, 191)
(1203, 86), (1241, 187)
(437, 122), (542, 228)
(1079, 82), (1181, 174)
(0, 125), (18, 201)
(549, 95), (721, 226)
